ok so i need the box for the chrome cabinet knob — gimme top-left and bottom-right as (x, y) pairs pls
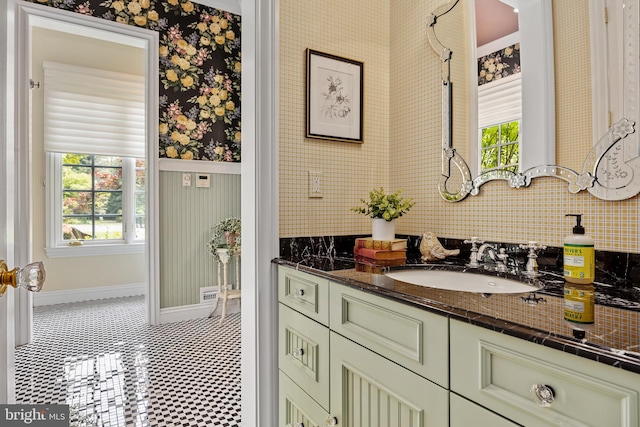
(325, 416), (338, 426)
(294, 289), (305, 298)
(295, 423), (304, 427)
(531, 384), (555, 407)
(293, 348), (304, 357)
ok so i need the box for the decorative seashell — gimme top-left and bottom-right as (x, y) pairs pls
(420, 232), (460, 261)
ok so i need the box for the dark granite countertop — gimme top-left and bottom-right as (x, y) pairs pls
(273, 253), (640, 375)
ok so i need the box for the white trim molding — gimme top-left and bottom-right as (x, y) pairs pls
(240, 0), (279, 424)
(45, 243), (144, 258)
(159, 158), (241, 174)
(159, 300), (240, 324)
(33, 283), (145, 307)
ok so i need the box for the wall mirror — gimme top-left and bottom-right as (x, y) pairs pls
(428, 0), (640, 202)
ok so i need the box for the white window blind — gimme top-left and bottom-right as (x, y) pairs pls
(477, 74), (522, 128)
(43, 61), (145, 158)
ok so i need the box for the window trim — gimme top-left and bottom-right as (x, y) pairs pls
(46, 152), (145, 257)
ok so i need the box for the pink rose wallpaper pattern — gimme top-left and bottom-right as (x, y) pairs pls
(27, 0), (241, 162)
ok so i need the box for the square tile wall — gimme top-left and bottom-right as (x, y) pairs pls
(279, 0), (391, 237)
(279, 0), (640, 254)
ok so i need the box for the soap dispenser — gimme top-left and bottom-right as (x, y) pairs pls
(563, 214), (594, 284)
(563, 214), (595, 338)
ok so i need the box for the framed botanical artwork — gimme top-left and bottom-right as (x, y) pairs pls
(306, 49), (364, 143)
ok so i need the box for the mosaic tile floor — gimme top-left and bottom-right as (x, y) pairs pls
(15, 296), (241, 427)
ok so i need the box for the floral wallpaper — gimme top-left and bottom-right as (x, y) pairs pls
(27, 0), (241, 162)
(477, 43), (520, 87)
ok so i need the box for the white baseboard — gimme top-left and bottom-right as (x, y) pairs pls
(159, 299), (240, 324)
(33, 283), (146, 306)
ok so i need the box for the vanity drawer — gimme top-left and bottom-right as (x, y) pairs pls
(278, 267), (329, 326)
(329, 282), (449, 388)
(279, 371), (329, 427)
(450, 320), (640, 427)
(279, 303), (330, 411)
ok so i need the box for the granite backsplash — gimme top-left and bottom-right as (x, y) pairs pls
(279, 234), (640, 311)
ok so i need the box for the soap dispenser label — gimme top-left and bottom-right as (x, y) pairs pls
(563, 245), (594, 279)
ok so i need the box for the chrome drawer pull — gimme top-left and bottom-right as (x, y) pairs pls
(325, 416), (338, 426)
(293, 348), (304, 357)
(531, 384), (555, 407)
(294, 289), (305, 298)
(295, 423), (304, 427)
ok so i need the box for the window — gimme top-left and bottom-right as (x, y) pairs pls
(46, 153), (145, 257)
(477, 71), (522, 174)
(479, 121), (520, 173)
(42, 62), (146, 257)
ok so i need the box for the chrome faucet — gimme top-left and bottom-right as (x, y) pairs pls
(519, 242), (547, 277)
(477, 243), (510, 273)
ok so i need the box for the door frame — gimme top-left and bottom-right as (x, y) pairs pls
(239, 0), (279, 424)
(10, 0), (160, 340)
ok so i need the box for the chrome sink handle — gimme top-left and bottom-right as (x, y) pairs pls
(464, 237), (484, 267)
(495, 248), (509, 273)
(519, 242), (547, 277)
(531, 384), (555, 407)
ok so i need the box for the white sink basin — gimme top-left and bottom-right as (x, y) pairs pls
(384, 269), (540, 294)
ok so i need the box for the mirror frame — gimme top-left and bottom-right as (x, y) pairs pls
(428, 0), (640, 202)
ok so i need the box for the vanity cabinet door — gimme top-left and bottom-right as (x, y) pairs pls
(280, 371), (329, 427)
(328, 331), (448, 427)
(329, 281), (449, 388)
(450, 320), (640, 427)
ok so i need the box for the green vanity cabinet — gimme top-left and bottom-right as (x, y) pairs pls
(450, 319), (640, 427)
(278, 265), (640, 426)
(278, 266), (449, 426)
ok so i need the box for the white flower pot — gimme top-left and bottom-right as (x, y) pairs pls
(372, 218), (396, 241)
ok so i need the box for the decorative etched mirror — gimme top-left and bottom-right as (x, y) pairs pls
(428, 0), (640, 202)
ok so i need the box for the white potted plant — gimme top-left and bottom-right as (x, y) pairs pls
(351, 188), (415, 240)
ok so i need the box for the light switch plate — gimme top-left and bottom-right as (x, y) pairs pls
(182, 173), (191, 187)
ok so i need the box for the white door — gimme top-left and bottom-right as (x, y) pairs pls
(0, 0), (18, 404)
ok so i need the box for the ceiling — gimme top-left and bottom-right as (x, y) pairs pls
(475, 0), (519, 46)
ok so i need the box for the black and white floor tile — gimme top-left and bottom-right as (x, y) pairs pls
(15, 296), (241, 427)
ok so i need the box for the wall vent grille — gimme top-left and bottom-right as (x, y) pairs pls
(200, 287), (218, 304)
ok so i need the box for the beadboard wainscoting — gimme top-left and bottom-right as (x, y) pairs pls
(159, 170), (241, 311)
